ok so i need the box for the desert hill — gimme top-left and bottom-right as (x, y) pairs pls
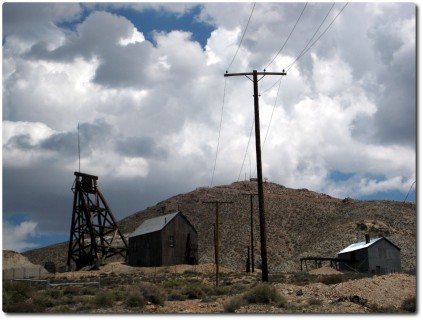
(22, 181), (416, 273)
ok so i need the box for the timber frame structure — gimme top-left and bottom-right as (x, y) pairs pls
(67, 172), (128, 270)
(300, 257), (350, 272)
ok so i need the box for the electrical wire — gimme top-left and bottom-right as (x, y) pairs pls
(284, 2), (348, 71)
(210, 78), (227, 187)
(264, 2), (308, 70)
(262, 2), (347, 95)
(226, 2), (256, 72)
(403, 180), (416, 202)
(260, 2), (309, 153)
(262, 76), (283, 152)
(210, 2), (257, 186)
(261, 3), (348, 154)
(237, 117), (255, 181)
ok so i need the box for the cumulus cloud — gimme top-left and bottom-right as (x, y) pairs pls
(2, 2), (416, 246)
(2, 220), (40, 252)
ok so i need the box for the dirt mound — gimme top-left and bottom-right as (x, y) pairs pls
(2, 250), (50, 280)
(308, 266), (343, 275)
(52, 262), (233, 280)
(2, 250), (45, 270)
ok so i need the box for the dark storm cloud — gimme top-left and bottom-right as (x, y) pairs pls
(367, 6), (416, 147)
(4, 131), (77, 158)
(3, 120), (116, 159)
(2, 2), (81, 42)
(2, 163), (75, 233)
(5, 134), (33, 150)
(373, 60), (416, 146)
(78, 119), (115, 155)
(40, 132), (78, 156)
(93, 41), (155, 88)
(115, 136), (168, 159)
(25, 10), (159, 89)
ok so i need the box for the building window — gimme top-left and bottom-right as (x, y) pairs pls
(168, 235), (175, 247)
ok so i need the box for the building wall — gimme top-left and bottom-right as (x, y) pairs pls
(128, 231), (162, 267)
(160, 214), (198, 266)
(128, 212), (198, 267)
(367, 239), (401, 274)
(338, 248), (369, 272)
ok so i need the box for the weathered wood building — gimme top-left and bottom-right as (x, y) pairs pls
(337, 234), (401, 274)
(128, 211), (198, 267)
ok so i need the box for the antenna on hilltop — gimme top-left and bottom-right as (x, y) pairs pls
(77, 123), (81, 173)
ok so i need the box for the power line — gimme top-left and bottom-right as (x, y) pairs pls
(264, 2), (308, 70)
(262, 2), (348, 94)
(284, 2), (348, 71)
(237, 117), (255, 181)
(226, 2), (256, 72)
(262, 75), (283, 152)
(210, 2), (257, 186)
(210, 78), (227, 187)
(403, 180), (416, 203)
(285, 2), (336, 71)
(260, 2), (349, 154)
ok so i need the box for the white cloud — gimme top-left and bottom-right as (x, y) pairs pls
(311, 53), (353, 96)
(118, 27), (145, 46)
(1, 3), (416, 241)
(2, 220), (40, 252)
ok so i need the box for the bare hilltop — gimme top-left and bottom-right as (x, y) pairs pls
(22, 181), (416, 273)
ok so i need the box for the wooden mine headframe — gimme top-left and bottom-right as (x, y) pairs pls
(66, 172), (128, 270)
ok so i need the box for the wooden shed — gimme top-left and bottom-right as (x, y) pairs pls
(127, 211), (198, 267)
(337, 234), (401, 274)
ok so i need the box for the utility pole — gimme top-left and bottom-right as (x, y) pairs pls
(225, 69), (287, 282)
(203, 201), (233, 287)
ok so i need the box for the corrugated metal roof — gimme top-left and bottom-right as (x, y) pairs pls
(129, 211), (179, 238)
(337, 237), (383, 254)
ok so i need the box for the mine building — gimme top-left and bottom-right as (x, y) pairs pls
(128, 211), (198, 267)
(337, 234), (401, 274)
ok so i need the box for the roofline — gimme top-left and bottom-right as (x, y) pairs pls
(166, 211), (197, 234)
(379, 236), (401, 251)
(337, 236), (400, 254)
(129, 211), (197, 238)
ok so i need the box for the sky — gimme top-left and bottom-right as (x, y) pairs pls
(1, 1), (417, 252)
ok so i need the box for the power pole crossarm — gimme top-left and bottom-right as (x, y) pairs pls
(224, 71), (287, 77)
(224, 69), (287, 282)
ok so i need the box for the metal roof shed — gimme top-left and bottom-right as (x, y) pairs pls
(337, 234), (401, 274)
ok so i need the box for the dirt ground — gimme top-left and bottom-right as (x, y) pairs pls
(52, 262), (416, 313)
(2, 252), (416, 314)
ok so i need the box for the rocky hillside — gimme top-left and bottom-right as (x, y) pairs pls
(22, 181), (416, 273)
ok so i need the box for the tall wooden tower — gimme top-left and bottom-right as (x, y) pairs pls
(66, 172), (128, 270)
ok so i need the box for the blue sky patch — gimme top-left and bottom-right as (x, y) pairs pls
(358, 189), (416, 202)
(112, 5), (214, 48)
(329, 170), (355, 181)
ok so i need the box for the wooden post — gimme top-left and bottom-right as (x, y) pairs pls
(203, 201), (233, 287)
(225, 70), (286, 282)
